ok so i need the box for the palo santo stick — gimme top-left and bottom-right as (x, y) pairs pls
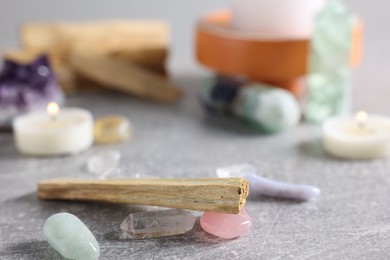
(111, 47), (167, 67)
(38, 178), (249, 214)
(19, 20), (170, 93)
(21, 20), (168, 55)
(70, 48), (181, 102)
(112, 47), (167, 75)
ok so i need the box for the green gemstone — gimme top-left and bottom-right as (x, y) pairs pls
(43, 213), (100, 260)
(305, 0), (356, 123)
(232, 84), (301, 133)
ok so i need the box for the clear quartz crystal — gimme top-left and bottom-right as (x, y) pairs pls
(120, 209), (196, 239)
(305, 0), (356, 123)
(86, 150), (121, 175)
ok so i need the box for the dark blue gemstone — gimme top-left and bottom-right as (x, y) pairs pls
(210, 76), (244, 104)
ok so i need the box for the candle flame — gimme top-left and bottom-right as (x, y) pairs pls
(356, 110), (367, 128)
(356, 111), (368, 122)
(46, 102), (60, 117)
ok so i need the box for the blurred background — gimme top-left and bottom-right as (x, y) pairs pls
(0, 0), (227, 73)
(0, 0), (387, 128)
(0, 1), (389, 112)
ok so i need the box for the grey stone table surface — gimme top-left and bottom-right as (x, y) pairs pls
(1, 1), (390, 259)
(1, 71), (390, 260)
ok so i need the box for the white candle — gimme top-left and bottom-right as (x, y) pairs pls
(323, 111), (390, 159)
(230, 0), (326, 39)
(13, 102), (93, 156)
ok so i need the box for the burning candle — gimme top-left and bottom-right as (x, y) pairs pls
(323, 111), (390, 159)
(230, 0), (326, 38)
(13, 102), (93, 156)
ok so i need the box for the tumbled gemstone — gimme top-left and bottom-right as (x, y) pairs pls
(199, 75), (243, 114)
(210, 75), (243, 104)
(94, 116), (132, 144)
(244, 174), (321, 201)
(216, 164), (320, 201)
(43, 213), (100, 260)
(233, 84), (301, 133)
(200, 78), (301, 134)
(86, 150), (121, 174)
(200, 208), (252, 239)
(120, 209), (196, 239)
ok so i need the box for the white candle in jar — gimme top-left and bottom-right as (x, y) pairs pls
(323, 111), (390, 159)
(13, 102), (93, 156)
(230, 0), (326, 39)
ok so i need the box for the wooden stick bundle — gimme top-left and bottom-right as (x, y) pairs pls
(20, 21), (169, 78)
(21, 20), (169, 53)
(70, 48), (181, 102)
(3, 19), (181, 100)
(38, 178), (249, 214)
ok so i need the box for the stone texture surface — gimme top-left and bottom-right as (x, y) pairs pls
(1, 74), (390, 259)
(1, 0), (390, 259)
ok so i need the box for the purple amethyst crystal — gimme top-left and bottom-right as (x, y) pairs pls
(0, 55), (64, 126)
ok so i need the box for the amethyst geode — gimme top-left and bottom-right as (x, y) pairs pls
(0, 55), (64, 126)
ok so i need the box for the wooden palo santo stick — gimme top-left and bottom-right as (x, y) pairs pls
(21, 20), (169, 54)
(70, 48), (181, 102)
(38, 178), (249, 214)
(20, 20), (169, 76)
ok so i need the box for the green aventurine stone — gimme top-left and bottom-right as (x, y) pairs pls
(305, 0), (356, 123)
(232, 84), (301, 133)
(43, 213), (100, 260)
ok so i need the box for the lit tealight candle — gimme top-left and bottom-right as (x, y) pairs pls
(323, 111), (390, 159)
(13, 102), (93, 156)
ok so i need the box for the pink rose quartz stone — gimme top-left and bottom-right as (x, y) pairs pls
(200, 208), (252, 239)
